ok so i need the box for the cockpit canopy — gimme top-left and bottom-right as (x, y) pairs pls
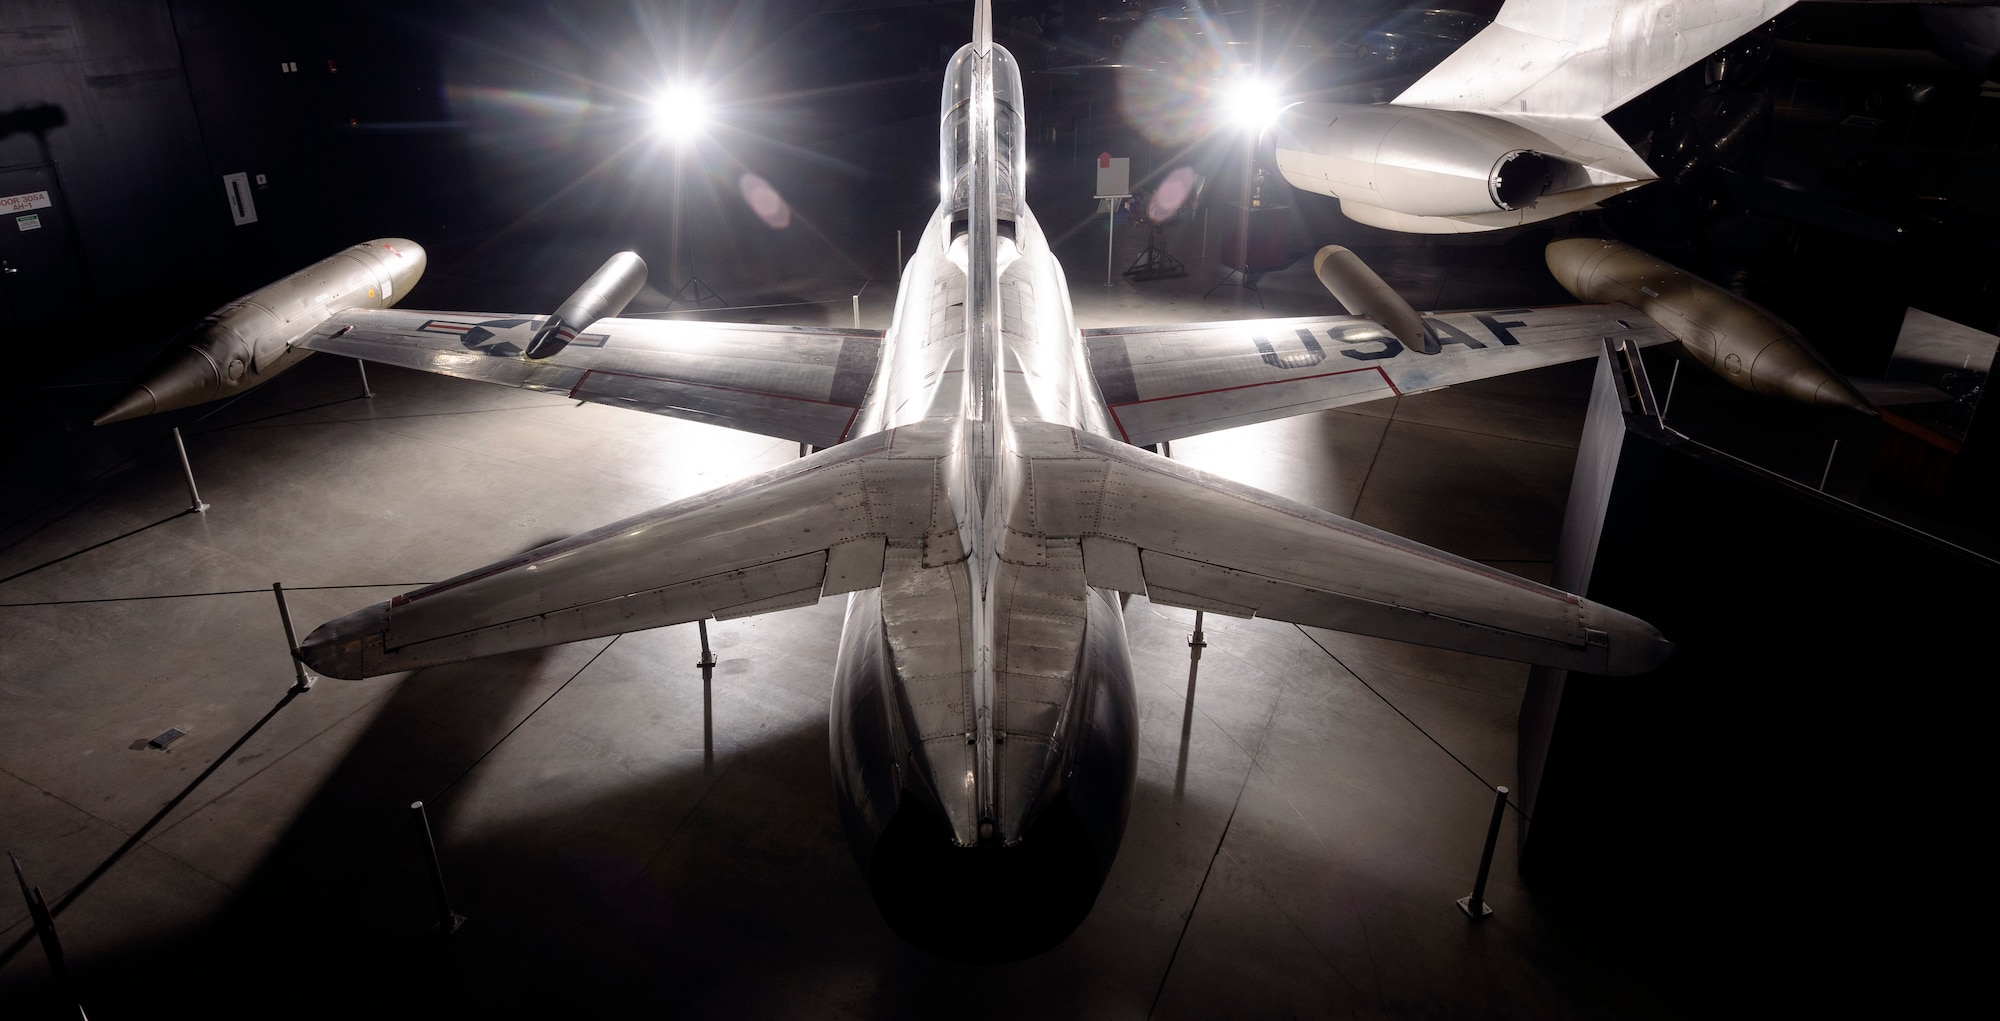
(939, 42), (1026, 233)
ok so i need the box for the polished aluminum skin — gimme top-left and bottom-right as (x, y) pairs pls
(1271, 0), (1799, 233)
(1546, 237), (1873, 414)
(93, 239), (425, 425)
(251, 2), (1670, 961)
(1271, 104), (1576, 219)
(524, 251), (646, 360)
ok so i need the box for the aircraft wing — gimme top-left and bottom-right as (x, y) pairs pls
(299, 308), (882, 448)
(1392, 0), (1797, 122)
(296, 421), (953, 679)
(1016, 423), (1669, 675)
(1084, 304), (1674, 446)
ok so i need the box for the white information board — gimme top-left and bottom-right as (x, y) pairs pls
(1095, 154), (1129, 199)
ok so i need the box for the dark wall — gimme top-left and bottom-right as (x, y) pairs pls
(1522, 387), (1994, 1015)
(1, 0), (218, 314)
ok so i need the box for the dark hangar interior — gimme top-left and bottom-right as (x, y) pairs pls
(2, 1), (1993, 1016)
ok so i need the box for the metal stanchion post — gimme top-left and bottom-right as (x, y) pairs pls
(11, 853), (85, 1017)
(1105, 202), (1116, 286)
(1660, 360), (1680, 424)
(1183, 610), (1206, 726)
(356, 358), (375, 398)
(1457, 785), (1510, 920)
(1820, 439), (1840, 492)
(171, 427), (209, 513)
(272, 583), (313, 693)
(853, 294), (861, 329)
(698, 619), (718, 773)
(410, 801), (465, 935)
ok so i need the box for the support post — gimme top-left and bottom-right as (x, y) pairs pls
(1105, 202), (1116, 286)
(698, 618), (718, 773)
(1660, 360), (1680, 425)
(1183, 610), (1206, 725)
(271, 583), (312, 694)
(1457, 785), (1510, 920)
(356, 358), (375, 399)
(410, 801), (465, 935)
(1173, 610), (1206, 801)
(1819, 439), (1840, 492)
(11, 853), (84, 1016)
(171, 427), (209, 513)
(853, 294), (861, 329)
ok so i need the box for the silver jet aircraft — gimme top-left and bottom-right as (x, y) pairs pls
(105, 1), (1672, 961)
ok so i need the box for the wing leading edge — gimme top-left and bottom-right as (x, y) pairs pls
(300, 308), (882, 448)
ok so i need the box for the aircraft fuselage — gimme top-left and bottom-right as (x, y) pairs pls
(824, 40), (1140, 961)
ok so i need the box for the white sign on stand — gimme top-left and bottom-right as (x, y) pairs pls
(1094, 153), (1131, 286)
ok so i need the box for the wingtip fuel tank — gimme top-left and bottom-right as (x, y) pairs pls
(1545, 237), (1874, 416)
(93, 239), (426, 426)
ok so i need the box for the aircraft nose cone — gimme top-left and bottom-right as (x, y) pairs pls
(1543, 237), (1617, 299)
(295, 601), (389, 680)
(1812, 375), (1878, 417)
(93, 347), (221, 426)
(92, 383), (161, 426)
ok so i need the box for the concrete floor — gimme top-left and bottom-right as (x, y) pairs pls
(0, 251), (1710, 1017)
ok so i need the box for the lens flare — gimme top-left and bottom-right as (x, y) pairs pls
(738, 172), (791, 229)
(1116, 18), (1231, 147)
(1146, 166), (1200, 223)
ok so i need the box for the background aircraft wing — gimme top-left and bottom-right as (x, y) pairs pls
(1083, 304), (1674, 446)
(1392, 0), (1797, 121)
(1016, 423), (1669, 676)
(300, 308), (882, 448)
(297, 422), (951, 679)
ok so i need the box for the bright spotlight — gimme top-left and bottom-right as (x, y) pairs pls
(1220, 78), (1283, 132)
(651, 83), (713, 145)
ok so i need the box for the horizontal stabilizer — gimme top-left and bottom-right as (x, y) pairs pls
(303, 308), (881, 448)
(1014, 422), (1670, 675)
(298, 421), (955, 679)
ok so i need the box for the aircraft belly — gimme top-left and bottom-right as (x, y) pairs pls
(993, 549), (1089, 838)
(880, 547), (978, 842)
(876, 544), (1094, 846)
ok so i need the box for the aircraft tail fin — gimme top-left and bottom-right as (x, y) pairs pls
(1392, 0), (1796, 121)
